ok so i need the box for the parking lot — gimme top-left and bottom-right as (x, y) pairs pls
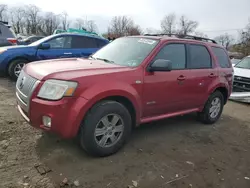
(0, 77), (250, 188)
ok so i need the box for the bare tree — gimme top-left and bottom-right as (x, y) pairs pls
(61, 11), (70, 30)
(194, 31), (208, 38)
(161, 13), (176, 34)
(40, 12), (61, 35)
(214, 33), (234, 50)
(86, 20), (97, 32)
(0, 4), (8, 21)
(178, 15), (198, 35)
(74, 18), (85, 30)
(238, 19), (250, 55)
(9, 6), (26, 34)
(127, 25), (142, 35)
(108, 16), (141, 37)
(24, 5), (41, 35)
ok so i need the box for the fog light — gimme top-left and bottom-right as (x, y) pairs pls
(42, 116), (51, 128)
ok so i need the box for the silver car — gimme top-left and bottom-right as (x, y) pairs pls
(0, 21), (17, 47)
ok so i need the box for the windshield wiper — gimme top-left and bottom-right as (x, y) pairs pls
(89, 55), (96, 60)
(96, 58), (115, 64)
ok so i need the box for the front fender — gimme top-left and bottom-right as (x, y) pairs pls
(82, 82), (141, 118)
(0, 48), (37, 71)
(70, 83), (142, 137)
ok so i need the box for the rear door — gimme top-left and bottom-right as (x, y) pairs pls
(184, 43), (217, 108)
(70, 36), (100, 58)
(36, 36), (74, 60)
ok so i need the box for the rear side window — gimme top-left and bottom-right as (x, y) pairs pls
(188, 44), (211, 69)
(71, 36), (98, 48)
(153, 43), (186, 70)
(211, 47), (230, 68)
(95, 39), (108, 48)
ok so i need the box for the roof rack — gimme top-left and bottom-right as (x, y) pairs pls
(0, 21), (8, 25)
(144, 33), (217, 44)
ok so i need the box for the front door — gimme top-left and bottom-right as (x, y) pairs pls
(142, 43), (191, 118)
(184, 44), (217, 109)
(36, 36), (74, 60)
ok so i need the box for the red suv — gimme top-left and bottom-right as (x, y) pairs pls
(16, 34), (233, 157)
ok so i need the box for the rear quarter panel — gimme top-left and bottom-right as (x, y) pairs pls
(207, 45), (233, 100)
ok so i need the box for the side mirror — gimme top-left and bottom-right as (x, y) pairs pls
(148, 59), (172, 72)
(39, 43), (50, 50)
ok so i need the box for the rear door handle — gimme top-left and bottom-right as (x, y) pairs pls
(64, 52), (72, 55)
(177, 75), (186, 81)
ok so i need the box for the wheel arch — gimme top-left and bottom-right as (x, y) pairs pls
(73, 93), (140, 138)
(213, 87), (228, 104)
(6, 56), (31, 72)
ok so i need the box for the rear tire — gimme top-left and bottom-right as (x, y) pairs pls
(8, 59), (29, 81)
(79, 100), (132, 157)
(198, 91), (224, 124)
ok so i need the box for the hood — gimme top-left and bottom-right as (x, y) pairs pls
(233, 67), (250, 78)
(24, 58), (131, 80)
(0, 45), (31, 50)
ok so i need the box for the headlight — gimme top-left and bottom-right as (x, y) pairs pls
(0, 48), (7, 54)
(37, 79), (78, 100)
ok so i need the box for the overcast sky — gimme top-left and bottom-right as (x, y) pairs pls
(2, 0), (250, 38)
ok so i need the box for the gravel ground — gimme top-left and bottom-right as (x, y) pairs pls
(0, 77), (250, 188)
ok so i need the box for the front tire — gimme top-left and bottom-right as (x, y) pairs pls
(79, 101), (132, 157)
(198, 91), (224, 124)
(8, 59), (29, 81)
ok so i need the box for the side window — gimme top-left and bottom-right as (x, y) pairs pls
(71, 36), (98, 48)
(188, 44), (211, 69)
(211, 47), (230, 68)
(153, 43), (186, 70)
(47, 36), (72, 49)
(95, 39), (108, 48)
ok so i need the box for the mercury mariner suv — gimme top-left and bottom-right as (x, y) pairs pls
(16, 34), (233, 157)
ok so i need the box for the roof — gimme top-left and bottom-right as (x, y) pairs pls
(129, 34), (220, 46)
(54, 33), (109, 41)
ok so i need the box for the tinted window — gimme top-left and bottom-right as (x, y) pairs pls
(189, 45), (211, 69)
(153, 44), (186, 70)
(212, 47), (230, 68)
(95, 39), (107, 48)
(47, 36), (72, 48)
(71, 36), (98, 48)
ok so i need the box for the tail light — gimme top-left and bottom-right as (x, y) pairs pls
(7, 38), (17, 45)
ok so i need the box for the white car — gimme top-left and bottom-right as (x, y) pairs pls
(230, 56), (250, 103)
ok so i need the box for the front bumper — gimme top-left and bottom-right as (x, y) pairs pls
(17, 96), (89, 138)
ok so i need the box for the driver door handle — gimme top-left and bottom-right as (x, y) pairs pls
(64, 52), (72, 55)
(177, 75), (186, 81)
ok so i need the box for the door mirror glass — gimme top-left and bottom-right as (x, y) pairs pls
(148, 59), (172, 72)
(39, 43), (50, 50)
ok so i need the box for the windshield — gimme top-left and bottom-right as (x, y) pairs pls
(92, 37), (159, 67)
(235, 57), (250, 69)
(231, 59), (241, 64)
(28, 35), (55, 46)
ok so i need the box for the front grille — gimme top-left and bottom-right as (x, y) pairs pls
(16, 70), (38, 104)
(233, 76), (250, 92)
(16, 70), (40, 113)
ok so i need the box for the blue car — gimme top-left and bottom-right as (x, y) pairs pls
(0, 33), (109, 80)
